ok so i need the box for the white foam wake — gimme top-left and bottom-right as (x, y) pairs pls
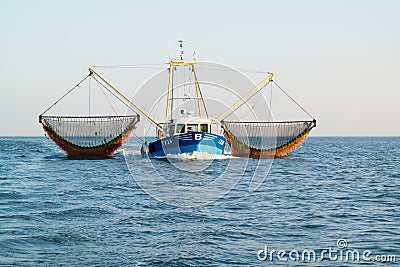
(122, 149), (142, 156)
(164, 151), (233, 160)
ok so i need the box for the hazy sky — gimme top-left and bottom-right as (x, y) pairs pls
(1, 0), (399, 136)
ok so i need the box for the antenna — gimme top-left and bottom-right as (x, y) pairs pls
(193, 50), (196, 61)
(178, 39), (186, 60)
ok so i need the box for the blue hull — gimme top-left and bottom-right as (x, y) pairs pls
(146, 132), (226, 158)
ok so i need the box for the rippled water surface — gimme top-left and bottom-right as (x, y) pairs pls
(0, 137), (399, 266)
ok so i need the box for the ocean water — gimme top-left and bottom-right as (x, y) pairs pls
(0, 136), (399, 266)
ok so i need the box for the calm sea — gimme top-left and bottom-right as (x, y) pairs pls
(0, 137), (399, 266)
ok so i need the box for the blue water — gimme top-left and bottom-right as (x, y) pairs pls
(0, 137), (399, 266)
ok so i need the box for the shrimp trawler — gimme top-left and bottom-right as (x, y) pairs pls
(142, 117), (226, 158)
(39, 40), (316, 158)
(140, 40), (226, 158)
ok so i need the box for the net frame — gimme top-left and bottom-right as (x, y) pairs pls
(221, 120), (316, 158)
(40, 115), (139, 158)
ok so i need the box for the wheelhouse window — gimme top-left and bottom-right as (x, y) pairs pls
(176, 124), (185, 133)
(200, 124), (208, 132)
(187, 124), (198, 132)
(168, 124), (175, 136)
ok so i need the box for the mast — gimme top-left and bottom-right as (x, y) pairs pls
(179, 39), (185, 60)
(165, 40), (204, 120)
(192, 60), (203, 117)
(165, 63), (173, 121)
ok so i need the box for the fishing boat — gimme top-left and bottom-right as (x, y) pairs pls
(140, 41), (226, 158)
(39, 40), (316, 159)
(142, 117), (226, 158)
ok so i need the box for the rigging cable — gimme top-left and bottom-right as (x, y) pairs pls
(40, 74), (91, 116)
(88, 76), (91, 117)
(90, 75), (146, 119)
(192, 66), (209, 117)
(269, 81), (273, 120)
(170, 66), (174, 121)
(272, 81), (314, 120)
(93, 77), (121, 118)
(220, 81), (272, 121)
(92, 75), (145, 143)
(91, 64), (272, 75)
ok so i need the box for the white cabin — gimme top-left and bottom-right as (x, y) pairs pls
(158, 117), (220, 139)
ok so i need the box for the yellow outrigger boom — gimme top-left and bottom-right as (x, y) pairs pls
(89, 66), (162, 129)
(213, 72), (274, 122)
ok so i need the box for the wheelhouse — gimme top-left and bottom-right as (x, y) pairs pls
(157, 117), (218, 138)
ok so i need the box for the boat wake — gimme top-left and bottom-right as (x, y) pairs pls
(123, 150), (233, 160)
(122, 149), (142, 156)
(161, 151), (233, 160)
